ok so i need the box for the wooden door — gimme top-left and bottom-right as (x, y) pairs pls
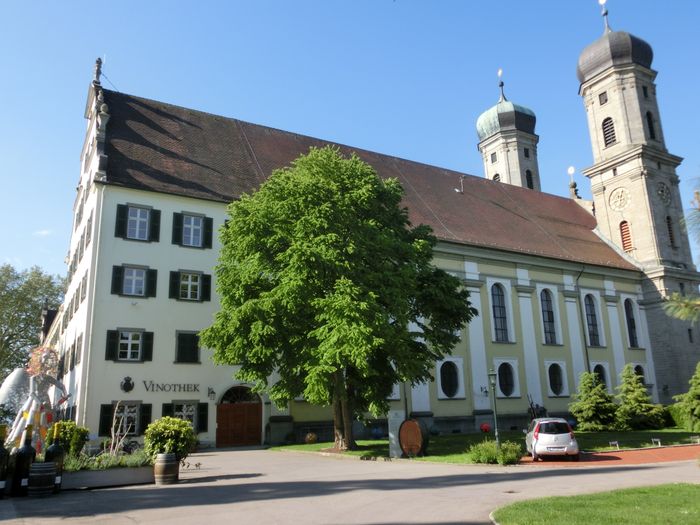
(216, 401), (262, 447)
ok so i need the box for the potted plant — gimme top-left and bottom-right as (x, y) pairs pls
(143, 417), (196, 485)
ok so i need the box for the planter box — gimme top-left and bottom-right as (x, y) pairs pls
(62, 466), (154, 489)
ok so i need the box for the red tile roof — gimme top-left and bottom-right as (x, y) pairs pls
(102, 89), (638, 271)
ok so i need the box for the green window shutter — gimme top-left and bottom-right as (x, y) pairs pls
(149, 209), (161, 242)
(142, 332), (154, 361)
(99, 404), (114, 437)
(172, 213), (183, 245)
(106, 330), (119, 361)
(162, 403), (174, 418)
(115, 204), (128, 238)
(111, 266), (124, 295)
(146, 269), (158, 297)
(138, 404), (152, 436)
(201, 274), (211, 302)
(197, 403), (208, 433)
(177, 333), (199, 363)
(204, 217), (214, 248)
(169, 271), (180, 299)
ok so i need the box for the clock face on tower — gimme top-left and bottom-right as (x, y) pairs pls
(656, 182), (671, 205)
(609, 187), (630, 211)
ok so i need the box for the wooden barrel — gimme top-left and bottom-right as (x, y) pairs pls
(154, 453), (179, 485)
(28, 462), (56, 497)
(398, 419), (429, 457)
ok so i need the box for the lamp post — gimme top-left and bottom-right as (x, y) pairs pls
(488, 368), (500, 451)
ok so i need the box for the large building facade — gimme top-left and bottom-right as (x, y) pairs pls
(45, 16), (698, 446)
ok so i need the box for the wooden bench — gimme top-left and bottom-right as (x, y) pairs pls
(651, 438), (661, 447)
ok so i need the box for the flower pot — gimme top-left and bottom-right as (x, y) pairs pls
(153, 453), (179, 485)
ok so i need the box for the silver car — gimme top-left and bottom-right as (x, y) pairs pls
(525, 417), (580, 461)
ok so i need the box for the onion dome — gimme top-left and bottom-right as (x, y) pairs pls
(577, 3), (653, 83)
(476, 81), (536, 142)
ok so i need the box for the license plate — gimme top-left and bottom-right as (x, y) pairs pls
(547, 447), (564, 451)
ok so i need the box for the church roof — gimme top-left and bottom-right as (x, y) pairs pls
(100, 89), (637, 271)
(577, 29), (653, 84)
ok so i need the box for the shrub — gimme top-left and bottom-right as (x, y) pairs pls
(615, 364), (665, 430)
(569, 372), (617, 431)
(468, 439), (522, 465)
(666, 402), (687, 428)
(45, 421), (90, 456)
(63, 449), (153, 472)
(674, 362), (700, 432)
(144, 417), (197, 461)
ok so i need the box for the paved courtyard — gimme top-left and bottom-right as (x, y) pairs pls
(1, 448), (698, 525)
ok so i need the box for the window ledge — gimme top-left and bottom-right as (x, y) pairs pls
(173, 361), (202, 365)
(629, 346), (646, 351)
(547, 394), (570, 398)
(492, 340), (517, 345)
(589, 345), (607, 349)
(437, 396), (467, 401)
(542, 343), (564, 347)
(497, 395), (521, 399)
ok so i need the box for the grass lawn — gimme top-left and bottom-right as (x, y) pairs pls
(270, 428), (698, 462)
(492, 483), (700, 525)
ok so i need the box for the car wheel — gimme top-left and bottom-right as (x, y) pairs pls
(532, 452), (539, 462)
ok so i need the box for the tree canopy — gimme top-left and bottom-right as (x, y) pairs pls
(200, 146), (476, 449)
(0, 264), (64, 382)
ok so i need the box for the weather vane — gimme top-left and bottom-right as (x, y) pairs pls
(497, 68), (506, 102)
(599, 0), (611, 33)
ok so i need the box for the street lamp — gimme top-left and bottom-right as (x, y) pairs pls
(487, 368), (501, 451)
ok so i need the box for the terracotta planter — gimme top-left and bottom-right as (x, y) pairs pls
(154, 453), (179, 485)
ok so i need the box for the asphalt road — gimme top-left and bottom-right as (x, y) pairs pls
(1, 448), (698, 525)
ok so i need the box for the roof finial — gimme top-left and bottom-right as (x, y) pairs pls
(93, 57), (102, 85)
(497, 68), (507, 102)
(567, 166), (581, 199)
(599, 0), (611, 33)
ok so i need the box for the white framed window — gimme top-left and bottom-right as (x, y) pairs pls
(581, 290), (605, 347)
(118, 331), (142, 361)
(436, 357), (465, 399)
(487, 278), (515, 343)
(173, 401), (197, 426)
(622, 297), (640, 348)
(537, 285), (562, 345)
(493, 358), (520, 398)
(115, 403), (139, 436)
(591, 361), (612, 393)
(123, 267), (146, 296)
(127, 206), (150, 240)
(180, 272), (201, 300)
(182, 215), (203, 247)
(545, 360), (569, 397)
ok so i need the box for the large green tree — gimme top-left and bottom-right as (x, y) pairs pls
(568, 371), (617, 431)
(0, 264), (64, 382)
(201, 146), (476, 450)
(674, 361), (700, 432)
(615, 364), (664, 430)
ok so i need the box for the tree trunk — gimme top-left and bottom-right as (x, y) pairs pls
(340, 395), (357, 450)
(333, 371), (347, 450)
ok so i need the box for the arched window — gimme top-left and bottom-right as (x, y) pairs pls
(666, 216), (675, 246)
(620, 221), (632, 252)
(584, 294), (601, 346)
(646, 112), (656, 140)
(493, 173), (501, 182)
(491, 284), (509, 342)
(526, 170), (534, 189)
(593, 364), (607, 388)
(548, 363), (564, 396)
(498, 362), (515, 397)
(540, 289), (556, 344)
(439, 361), (459, 398)
(624, 299), (639, 348)
(602, 117), (616, 146)
(634, 365), (645, 381)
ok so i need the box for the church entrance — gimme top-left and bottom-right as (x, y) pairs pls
(216, 386), (262, 447)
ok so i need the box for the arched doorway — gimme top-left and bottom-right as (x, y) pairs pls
(216, 386), (262, 447)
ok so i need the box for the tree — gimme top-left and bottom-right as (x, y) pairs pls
(674, 361), (700, 432)
(568, 371), (617, 431)
(615, 364), (664, 430)
(0, 265), (64, 382)
(200, 146), (476, 450)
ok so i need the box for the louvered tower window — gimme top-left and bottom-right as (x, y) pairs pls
(666, 216), (675, 246)
(493, 173), (501, 182)
(602, 117), (616, 146)
(646, 112), (656, 140)
(526, 170), (534, 189)
(620, 221), (632, 252)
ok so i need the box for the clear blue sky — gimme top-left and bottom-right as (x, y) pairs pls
(2, 1), (699, 277)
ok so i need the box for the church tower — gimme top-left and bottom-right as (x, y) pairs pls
(476, 74), (541, 190)
(578, 2), (700, 402)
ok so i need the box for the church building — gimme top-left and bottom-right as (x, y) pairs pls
(45, 9), (699, 446)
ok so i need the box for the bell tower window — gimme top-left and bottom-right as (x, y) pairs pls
(602, 117), (616, 146)
(620, 221), (632, 252)
(646, 112), (656, 140)
(666, 216), (676, 247)
(525, 170), (534, 189)
(493, 174), (501, 182)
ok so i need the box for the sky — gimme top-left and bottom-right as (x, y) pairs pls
(1, 0), (699, 277)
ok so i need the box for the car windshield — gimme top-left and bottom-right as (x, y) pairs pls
(538, 422), (570, 434)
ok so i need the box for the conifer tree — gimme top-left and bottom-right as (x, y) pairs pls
(615, 364), (664, 430)
(568, 371), (616, 431)
(674, 362), (700, 432)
